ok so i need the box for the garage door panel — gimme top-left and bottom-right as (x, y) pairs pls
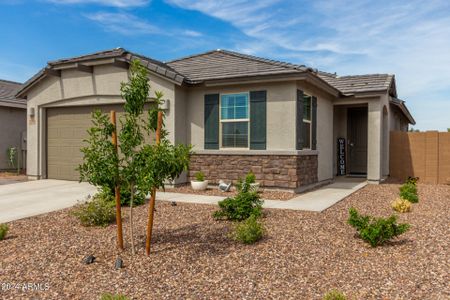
(47, 104), (155, 181)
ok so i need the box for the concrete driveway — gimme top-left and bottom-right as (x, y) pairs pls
(0, 179), (97, 223)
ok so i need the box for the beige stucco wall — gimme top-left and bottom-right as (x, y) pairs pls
(26, 63), (176, 179)
(0, 107), (26, 170)
(297, 81), (334, 182)
(184, 81), (298, 151)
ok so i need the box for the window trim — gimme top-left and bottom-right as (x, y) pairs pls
(219, 92), (250, 150)
(302, 93), (313, 150)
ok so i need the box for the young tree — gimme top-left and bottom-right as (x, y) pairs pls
(79, 59), (191, 255)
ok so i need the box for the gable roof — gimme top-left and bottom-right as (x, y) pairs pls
(16, 48), (185, 98)
(318, 73), (394, 96)
(0, 79), (26, 108)
(166, 49), (311, 84)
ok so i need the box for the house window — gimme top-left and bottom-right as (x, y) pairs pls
(303, 94), (312, 149)
(220, 93), (249, 148)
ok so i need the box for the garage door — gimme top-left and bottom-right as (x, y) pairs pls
(46, 104), (154, 180)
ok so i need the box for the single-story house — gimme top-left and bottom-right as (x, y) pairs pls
(0, 79), (26, 171)
(16, 48), (415, 191)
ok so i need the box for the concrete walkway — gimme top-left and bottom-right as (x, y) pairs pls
(0, 179), (97, 223)
(0, 178), (366, 223)
(157, 178), (367, 212)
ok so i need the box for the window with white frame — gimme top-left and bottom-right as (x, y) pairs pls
(303, 94), (312, 149)
(220, 93), (249, 148)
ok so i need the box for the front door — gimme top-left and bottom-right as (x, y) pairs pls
(347, 107), (368, 175)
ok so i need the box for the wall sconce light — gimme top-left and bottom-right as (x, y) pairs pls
(159, 99), (170, 110)
(29, 107), (35, 117)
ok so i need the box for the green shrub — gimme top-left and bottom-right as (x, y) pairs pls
(213, 191), (263, 221)
(323, 290), (347, 300)
(231, 215), (264, 244)
(119, 186), (145, 206)
(0, 223), (9, 240)
(348, 208), (410, 247)
(399, 182), (418, 203)
(194, 171), (205, 181)
(406, 176), (419, 185)
(100, 293), (129, 300)
(71, 192), (116, 227)
(391, 197), (412, 213)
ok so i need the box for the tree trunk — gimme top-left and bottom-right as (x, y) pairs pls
(129, 183), (135, 255)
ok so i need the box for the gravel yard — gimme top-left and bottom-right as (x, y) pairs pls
(0, 183), (449, 299)
(161, 183), (296, 200)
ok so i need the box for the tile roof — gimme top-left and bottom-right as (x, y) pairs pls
(17, 48), (185, 98)
(318, 73), (394, 95)
(0, 79), (26, 108)
(166, 49), (310, 84)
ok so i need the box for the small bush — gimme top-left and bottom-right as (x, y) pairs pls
(213, 191), (263, 221)
(406, 176), (419, 185)
(399, 182), (418, 203)
(100, 293), (129, 300)
(323, 290), (347, 300)
(231, 215), (264, 244)
(71, 192), (116, 227)
(348, 208), (410, 247)
(391, 198), (412, 213)
(194, 171), (205, 181)
(0, 223), (9, 240)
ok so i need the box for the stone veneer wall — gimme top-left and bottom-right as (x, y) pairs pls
(188, 154), (318, 189)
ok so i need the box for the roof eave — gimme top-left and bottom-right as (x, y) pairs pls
(390, 97), (416, 125)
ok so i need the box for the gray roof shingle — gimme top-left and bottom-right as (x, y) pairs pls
(166, 49), (310, 84)
(0, 79), (25, 107)
(318, 73), (394, 95)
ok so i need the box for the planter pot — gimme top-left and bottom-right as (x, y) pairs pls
(191, 180), (209, 191)
(249, 182), (260, 193)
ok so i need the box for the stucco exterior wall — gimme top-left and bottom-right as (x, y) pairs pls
(26, 64), (176, 179)
(184, 81), (298, 151)
(297, 81), (334, 182)
(0, 107), (26, 170)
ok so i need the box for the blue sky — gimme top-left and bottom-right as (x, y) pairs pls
(1, 0), (449, 130)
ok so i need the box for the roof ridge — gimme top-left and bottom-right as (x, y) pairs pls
(48, 47), (126, 65)
(0, 79), (22, 85)
(336, 73), (392, 78)
(218, 49), (308, 71)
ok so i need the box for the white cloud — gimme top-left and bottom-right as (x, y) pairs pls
(166, 0), (450, 130)
(183, 30), (202, 37)
(45, 0), (150, 8)
(85, 12), (160, 35)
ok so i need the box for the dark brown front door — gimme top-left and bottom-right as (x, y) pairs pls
(347, 107), (368, 175)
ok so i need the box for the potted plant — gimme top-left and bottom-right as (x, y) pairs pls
(237, 171), (260, 193)
(246, 171), (260, 192)
(191, 171), (208, 191)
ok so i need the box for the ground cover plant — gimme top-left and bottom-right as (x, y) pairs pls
(399, 178), (419, 203)
(323, 290), (347, 300)
(231, 214), (264, 244)
(71, 191), (116, 227)
(348, 208), (410, 247)
(391, 197), (412, 213)
(0, 223), (8, 240)
(100, 293), (130, 300)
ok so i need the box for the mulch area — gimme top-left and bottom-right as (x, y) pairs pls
(0, 183), (449, 299)
(0, 172), (27, 185)
(161, 183), (296, 200)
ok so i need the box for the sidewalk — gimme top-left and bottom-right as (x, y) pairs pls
(157, 178), (367, 212)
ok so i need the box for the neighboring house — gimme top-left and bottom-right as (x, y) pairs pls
(0, 79), (26, 171)
(16, 48), (415, 190)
